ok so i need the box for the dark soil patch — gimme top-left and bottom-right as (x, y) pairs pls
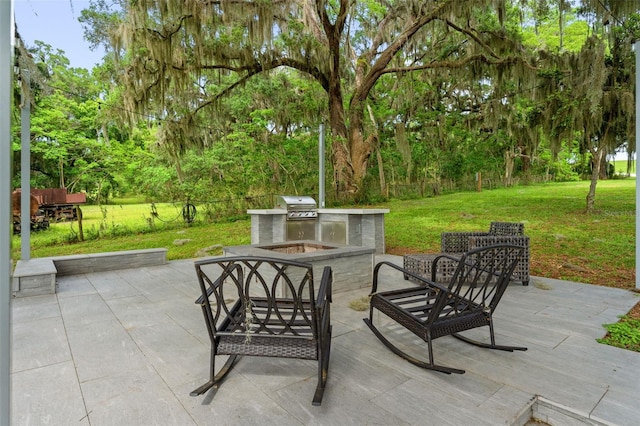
(629, 297), (640, 321)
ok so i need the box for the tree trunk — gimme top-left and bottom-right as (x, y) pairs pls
(101, 123), (110, 146)
(324, 13), (355, 200)
(348, 112), (374, 198)
(521, 147), (530, 172)
(173, 155), (185, 183)
(328, 96), (374, 200)
(59, 156), (65, 188)
(77, 206), (84, 242)
(366, 104), (386, 197)
(598, 157), (609, 179)
(559, 0), (565, 51)
(395, 122), (412, 183)
(586, 148), (606, 213)
(376, 147), (386, 197)
(327, 93), (351, 198)
(504, 149), (515, 186)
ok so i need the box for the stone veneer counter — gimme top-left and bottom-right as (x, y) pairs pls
(247, 208), (389, 254)
(316, 208), (389, 214)
(224, 240), (375, 294)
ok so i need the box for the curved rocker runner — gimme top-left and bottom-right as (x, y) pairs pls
(364, 245), (527, 374)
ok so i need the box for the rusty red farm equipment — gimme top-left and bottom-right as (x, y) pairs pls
(12, 188), (86, 234)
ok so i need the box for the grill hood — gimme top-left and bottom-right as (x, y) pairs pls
(275, 195), (318, 220)
(275, 195), (317, 210)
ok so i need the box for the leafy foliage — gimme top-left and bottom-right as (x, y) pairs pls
(12, 41), (153, 204)
(598, 316), (640, 352)
(12, 1), (639, 211)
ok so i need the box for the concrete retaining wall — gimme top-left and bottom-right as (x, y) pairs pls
(12, 248), (168, 297)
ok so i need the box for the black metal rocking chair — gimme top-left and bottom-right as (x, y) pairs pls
(364, 244), (526, 374)
(191, 256), (332, 406)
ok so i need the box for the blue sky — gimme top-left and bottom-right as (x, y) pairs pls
(15, 0), (106, 70)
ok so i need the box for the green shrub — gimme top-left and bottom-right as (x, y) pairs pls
(597, 316), (640, 352)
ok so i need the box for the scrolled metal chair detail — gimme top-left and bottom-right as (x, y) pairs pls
(191, 256), (332, 406)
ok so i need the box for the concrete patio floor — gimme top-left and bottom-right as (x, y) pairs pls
(9, 254), (640, 425)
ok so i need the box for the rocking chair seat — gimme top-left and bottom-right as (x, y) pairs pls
(365, 245), (527, 374)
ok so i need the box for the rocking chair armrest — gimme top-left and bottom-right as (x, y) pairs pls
(371, 261), (450, 295)
(315, 266), (332, 345)
(316, 266), (333, 307)
(194, 256), (231, 268)
(195, 282), (217, 305)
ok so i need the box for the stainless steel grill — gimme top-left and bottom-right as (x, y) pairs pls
(276, 195), (318, 220)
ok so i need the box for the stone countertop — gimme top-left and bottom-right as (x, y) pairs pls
(224, 240), (375, 263)
(317, 208), (389, 214)
(247, 208), (389, 215)
(247, 209), (287, 214)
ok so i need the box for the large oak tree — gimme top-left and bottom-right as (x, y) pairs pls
(113, 0), (531, 201)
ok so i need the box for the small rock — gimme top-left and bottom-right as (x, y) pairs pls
(561, 263), (588, 272)
(173, 238), (192, 246)
(196, 244), (223, 257)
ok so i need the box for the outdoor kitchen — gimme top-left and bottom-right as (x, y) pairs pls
(222, 196), (389, 294)
(246, 195), (389, 254)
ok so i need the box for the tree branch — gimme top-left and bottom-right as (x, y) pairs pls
(444, 18), (502, 60)
(193, 57), (329, 114)
(380, 54), (531, 75)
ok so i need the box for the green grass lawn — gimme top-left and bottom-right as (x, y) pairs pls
(12, 202), (251, 261)
(614, 159), (635, 175)
(379, 179), (635, 288)
(13, 179), (637, 289)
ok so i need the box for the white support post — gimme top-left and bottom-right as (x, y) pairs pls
(319, 123), (326, 208)
(1, 2), (15, 424)
(635, 41), (640, 290)
(20, 70), (30, 260)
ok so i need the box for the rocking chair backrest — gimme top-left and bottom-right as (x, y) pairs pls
(195, 257), (318, 340)
(489, 222), (525, 236)
(431, 245), (524, 325)
(192, 256), (332, 405)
